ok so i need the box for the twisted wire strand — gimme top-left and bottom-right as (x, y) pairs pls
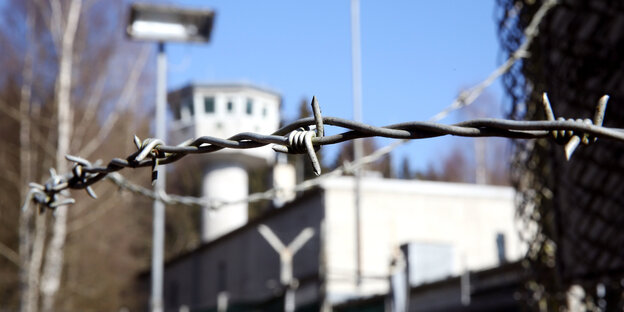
(19, 0), (570, 211)
(24, 113), (624, 210)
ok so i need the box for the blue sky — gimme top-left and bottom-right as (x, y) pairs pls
(164, 1), (506, 172)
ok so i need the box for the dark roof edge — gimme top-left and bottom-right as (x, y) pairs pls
(149, 187), (324, 273)
(170, 82), (282, 97)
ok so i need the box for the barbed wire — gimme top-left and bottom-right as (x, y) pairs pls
(22, 0), (566, 211)
(23, 90), (623, 211)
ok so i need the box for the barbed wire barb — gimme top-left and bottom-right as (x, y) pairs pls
(542, 92), (610, 160)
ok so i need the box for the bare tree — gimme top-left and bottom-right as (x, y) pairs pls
(39, 1), (83, 311)
(0, 1), (155, 310)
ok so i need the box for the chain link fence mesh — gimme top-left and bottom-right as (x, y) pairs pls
(497, 0), (624, 310)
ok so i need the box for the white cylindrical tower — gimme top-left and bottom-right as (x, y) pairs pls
(272, 153), (296, 208)
(169, 83), (281, 242)
(202, 162), (248, 241)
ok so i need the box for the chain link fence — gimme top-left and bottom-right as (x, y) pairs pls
(497, 0), (624, 310)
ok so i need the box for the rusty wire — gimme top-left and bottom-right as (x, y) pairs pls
(22, 91), (624, 211)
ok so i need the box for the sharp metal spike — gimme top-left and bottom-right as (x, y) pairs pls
(311, 96), (324, 138)
(134, 135), (142, 150)
(49, 198), (76, 208)
(29, 183), (44, 190)
(86, 186), (98, 199)
(272, 145), (290, 153)
(135, 138), (164, 162)
(564, 136), (581, 161)
(304, 132), (321, 176)
(542, 92), (555, 121)
(594, 95), (609, 127)
(66, 154), (81, 163)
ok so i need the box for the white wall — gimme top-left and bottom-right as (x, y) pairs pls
(321, 176), (523, 302)
(169, 84), (280, 166)
(168, 84), (282, 242)
(202, 162), (249, 241)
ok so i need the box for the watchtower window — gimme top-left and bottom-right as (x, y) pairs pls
(180, 97), (194, 119)
(246, 99), (253, 115)
(173, 106), (182, 120)
(204, 97), (215, 113)
(227, 100), (234, 113)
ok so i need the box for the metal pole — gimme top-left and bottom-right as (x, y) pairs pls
(284, 285), (295, 312)
(151, 41), (167, 312)
(350, 0), (363, 288)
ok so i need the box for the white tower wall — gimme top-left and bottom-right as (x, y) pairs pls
(202, 162), (249, 241)
(169, 84), (281, 242)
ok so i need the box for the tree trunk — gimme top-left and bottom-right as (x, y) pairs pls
(26, 214), (47, 312)
(40, 1), (82, 311)
(19, 3), (36, 311)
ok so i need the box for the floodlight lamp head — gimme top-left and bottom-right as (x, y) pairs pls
(126, 3), (214, 43)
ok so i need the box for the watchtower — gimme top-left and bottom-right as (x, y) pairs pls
(169, 83), (281, 241)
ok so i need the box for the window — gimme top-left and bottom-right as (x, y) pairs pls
(227, 100), (234, 113)
(204, 97), (215, 113)
(496, 233), (506, 264)
(187, 98), (194, 116)
(181, 97), (193, 118)
(262, 105), (267, 117)
(246, 98), (253, 115)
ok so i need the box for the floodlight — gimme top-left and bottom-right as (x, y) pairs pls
(127, 3), (214, 43)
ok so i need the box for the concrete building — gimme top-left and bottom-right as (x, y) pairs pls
(160, 176), (522, 311)
(321, 177), (522, 302)
(159, 83), (523, 311)
(333, 261), (526, 312)
(168, 83), (281, 242)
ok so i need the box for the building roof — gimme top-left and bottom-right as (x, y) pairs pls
(320, 176), (515, 200)
(148, 187), (323, 274)
(168, 82), (282, 112)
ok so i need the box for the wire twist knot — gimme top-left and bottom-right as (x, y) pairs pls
(134, 136), (165, 184)
(29, 168), (76, 212)
(541, 92), (609, 160)
(66, 154), (98, 199)
(272, 96), (323, 176)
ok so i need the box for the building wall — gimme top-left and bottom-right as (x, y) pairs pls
(162, 194), (325, 312)
(321, 176), (522, 302)
(169, 84), (281, 164)
(168, 84), (283, 242)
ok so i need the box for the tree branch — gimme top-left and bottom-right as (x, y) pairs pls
(78, 45), (150, 157)
(48, 0), (63, 48)
(0, 241), (19, 266)
(70, 71), (107, 152)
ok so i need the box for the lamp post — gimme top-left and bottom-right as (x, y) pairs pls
(126, 4), (214, 312)
(350, 0), (363, 288)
